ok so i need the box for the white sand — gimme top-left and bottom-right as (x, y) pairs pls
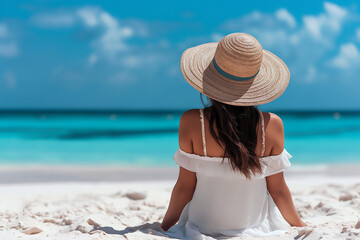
(0, 177), (360, 239)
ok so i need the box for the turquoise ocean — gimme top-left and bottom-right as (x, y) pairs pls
(0, 110), (359, 167)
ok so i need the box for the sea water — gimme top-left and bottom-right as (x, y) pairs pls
(0, 111), (359, 166)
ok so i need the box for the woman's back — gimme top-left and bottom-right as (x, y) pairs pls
(167, 108), (292, 238)
(181, 108), (284, 159)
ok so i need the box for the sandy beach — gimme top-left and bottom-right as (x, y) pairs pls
(0, 166), (360, 240)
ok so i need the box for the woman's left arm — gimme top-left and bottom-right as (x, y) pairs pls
(161, 167), (197, 231)
(266, 172), (307, 227)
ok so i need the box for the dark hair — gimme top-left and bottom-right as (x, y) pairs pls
(201, 94), (263, 178)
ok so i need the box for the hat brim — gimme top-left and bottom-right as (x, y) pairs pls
(180, 42), (290, 106)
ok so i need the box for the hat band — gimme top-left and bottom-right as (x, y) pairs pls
(212, 58), (260, 81)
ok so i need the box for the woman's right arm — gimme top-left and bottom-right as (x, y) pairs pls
(161, 110), (197, 231)
(266, 113), (307, 227)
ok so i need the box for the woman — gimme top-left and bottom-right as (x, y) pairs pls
(161, 33), (307, 239)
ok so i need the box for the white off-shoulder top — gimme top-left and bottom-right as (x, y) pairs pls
(166, 109), (292, 239)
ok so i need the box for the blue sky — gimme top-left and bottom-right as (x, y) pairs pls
(0, 0), (360, 110)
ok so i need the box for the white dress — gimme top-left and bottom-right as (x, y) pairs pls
(166, 109), (292, 239)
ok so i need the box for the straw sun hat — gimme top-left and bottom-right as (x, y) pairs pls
(180, 33), (290, 106)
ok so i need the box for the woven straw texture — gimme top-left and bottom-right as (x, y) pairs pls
(180, 33), (290, 106)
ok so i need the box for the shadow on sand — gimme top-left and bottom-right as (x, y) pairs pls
(90, 222), (177, 238)
(89, 222), (317, 239)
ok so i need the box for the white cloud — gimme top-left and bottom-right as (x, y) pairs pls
(303, 2), (347, 41)
(31, 7), (144, 65)
(303, 16), (322, 39)
(222, 10), (293, 31)
(324, 1), (347, 20)
(330, 43), (360, 69)
(219, 2), (358, 83)
(76, 8), (164, 72)
(221, 10), (294, 53)
(76, 7), (134, 61)
(0, 42), (18, 57)
(3, 71), (17, 89)
(30, 12), (76, 28)
(98, 16), (133, 53)
(28, 7), (136, 65)
(31, 6), (174, 85)
(275, 9), (296, 28)
(77, 7), (99, 27)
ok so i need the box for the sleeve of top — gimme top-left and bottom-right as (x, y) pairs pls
(173, 149), (199, 172)
(172, 149), (230, 177)
(263, 149), (292, 177)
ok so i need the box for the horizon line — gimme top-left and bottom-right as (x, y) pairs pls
(0, 108), (360, 115)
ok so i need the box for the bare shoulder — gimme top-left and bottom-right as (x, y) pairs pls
(178, 109), (201, 153)
(179, 109), (201, 133)
(267, 112), (284, 132)
(262, 112), (285, 155)
(180, 109), (200, 124)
